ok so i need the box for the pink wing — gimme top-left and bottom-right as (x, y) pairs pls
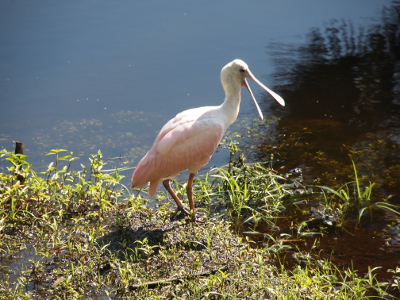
(131, 107), (225, 197)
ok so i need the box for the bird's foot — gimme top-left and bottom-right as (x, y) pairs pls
(170, 205), (191, 220)
(170, 206), (203, 223)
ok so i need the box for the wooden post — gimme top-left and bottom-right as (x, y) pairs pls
(15, 142), (24, 155)
(14, 141), (25, 183)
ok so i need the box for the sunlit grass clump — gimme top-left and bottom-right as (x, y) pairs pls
(318, 158), (400, 223)
(0, 148), (399, 299)
(0, 149), (128, 223)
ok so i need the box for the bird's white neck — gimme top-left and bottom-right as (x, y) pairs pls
(219, 81), (242, 127)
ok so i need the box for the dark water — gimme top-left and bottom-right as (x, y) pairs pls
(255, 3), (400, 199)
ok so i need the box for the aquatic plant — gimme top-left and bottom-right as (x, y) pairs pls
(318, 157), (400, 223)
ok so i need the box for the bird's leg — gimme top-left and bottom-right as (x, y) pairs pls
(186, 173), (196, 222)
(163, 179), (191, 217)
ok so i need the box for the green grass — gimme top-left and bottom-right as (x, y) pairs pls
(0, 148), (399, 299)
(317, 157), (400, 223)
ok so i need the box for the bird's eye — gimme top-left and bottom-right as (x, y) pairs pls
(239, 68), (245, 73)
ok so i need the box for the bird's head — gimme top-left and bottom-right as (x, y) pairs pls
(220, 59), (250, 88)
(221, 59), (285, 120)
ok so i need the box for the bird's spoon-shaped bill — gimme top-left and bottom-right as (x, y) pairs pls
(243, 71), (285, 121)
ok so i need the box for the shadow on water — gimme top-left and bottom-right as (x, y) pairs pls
(260, 2), (400, 196)
(241, 1), (400, 288)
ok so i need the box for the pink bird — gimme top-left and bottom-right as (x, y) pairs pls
(131, 59), (285, 222)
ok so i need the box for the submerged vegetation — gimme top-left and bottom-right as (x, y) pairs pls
(1, 146), (400, 299)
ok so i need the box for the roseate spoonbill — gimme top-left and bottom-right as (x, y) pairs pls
(131, 59), (285, 221)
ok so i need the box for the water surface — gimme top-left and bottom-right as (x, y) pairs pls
(0, 0), (393, 186)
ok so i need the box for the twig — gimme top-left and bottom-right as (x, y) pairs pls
(129, 265), (228, 290)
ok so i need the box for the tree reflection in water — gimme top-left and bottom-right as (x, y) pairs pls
(258, 2), (400, 201)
